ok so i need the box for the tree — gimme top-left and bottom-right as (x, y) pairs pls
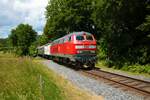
(37, 34), (49, 46)
(92, 0), (149, 66)
(29, 42), (38, 57)
(0, 38), (9, 52)
(9, 24), (37, 55)
(44, 0), (96, 40)
(0, 38), (7, 47)
(137, 4), (150, 33)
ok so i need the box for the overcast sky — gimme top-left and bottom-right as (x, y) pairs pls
(0, 0), (48, 38)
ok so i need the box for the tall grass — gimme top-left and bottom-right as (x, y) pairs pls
(0, 54), (63, 100)
(0, 54), (100, 100)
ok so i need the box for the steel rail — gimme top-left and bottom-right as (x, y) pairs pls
(83, 69), (150, 96)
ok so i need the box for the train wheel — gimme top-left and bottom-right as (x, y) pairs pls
(58, 57), (61, 62)
(75, 61), (83, 70)
(62, 58), (66, 64)
(88, 63), (95, 70)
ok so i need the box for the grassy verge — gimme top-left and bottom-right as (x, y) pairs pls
(0, 53), (103, 100)
(96, 60), (150, 77)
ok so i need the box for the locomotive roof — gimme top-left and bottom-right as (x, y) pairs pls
(70, 31), (92, 35)
(53, 31), (92, 42)
(37, 32), (93, 48)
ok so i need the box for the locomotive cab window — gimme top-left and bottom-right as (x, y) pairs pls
(86, 35), (93, 40)
(68, 36), (71, 42)
(76, 35), (84, 41)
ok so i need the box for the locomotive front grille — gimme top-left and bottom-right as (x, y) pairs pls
(75, 54), (97, 64)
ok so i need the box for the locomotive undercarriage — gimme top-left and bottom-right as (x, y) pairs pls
(74, 54), (97, 69)
(51, 54), (97, 69)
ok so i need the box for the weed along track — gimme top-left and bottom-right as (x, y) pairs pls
(79, 69), (150, 99)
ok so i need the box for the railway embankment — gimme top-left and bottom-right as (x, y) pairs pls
(43, 60), (146, 100)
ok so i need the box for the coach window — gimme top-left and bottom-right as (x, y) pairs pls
(56, 40), (58, 44)
(61, 39), (64, 43)
(54, 41), (56, 45)
(52, 42), (54, 45)
(59, 40), (61, 44)
(61, 39), (63, 43)
(64, 37), (67, 43)
(58, 40), (61, 44)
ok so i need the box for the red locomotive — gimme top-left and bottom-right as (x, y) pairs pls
(38, 31), (97, 69)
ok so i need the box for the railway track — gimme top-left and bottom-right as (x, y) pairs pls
(80, 69), (150, 99)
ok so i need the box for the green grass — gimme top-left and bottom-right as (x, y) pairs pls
(96, 60), (150, 77)
(0, 53), (99, 100)
(0, 54), (64, 100)
(121, 64), (150, 75)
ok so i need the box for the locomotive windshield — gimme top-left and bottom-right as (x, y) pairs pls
(86, 35), (93, 40)
(76, 34), (93, 41)
(76, 35), (84, 40)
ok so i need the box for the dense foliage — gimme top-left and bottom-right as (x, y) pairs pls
(8, 24), (37, 55)
(93, 0), (150, 67)
(29, 35), (49, 56)
(0, 38), (7, 47)
(44, 0), (97, 40)
(0, 38), (8, 51)
(37, 34), (49, 46)
(45, 0), (150, 67)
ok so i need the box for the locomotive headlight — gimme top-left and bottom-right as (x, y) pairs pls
(89, 45), (96, 49)
(77, 50), (82, 53)
(75, 45), (84, 49)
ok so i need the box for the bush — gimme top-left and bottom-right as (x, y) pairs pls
(29, 44), (37, 57)
(121, 64), (150, 74)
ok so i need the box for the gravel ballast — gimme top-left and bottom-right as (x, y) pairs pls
(43, 60), (145, 100)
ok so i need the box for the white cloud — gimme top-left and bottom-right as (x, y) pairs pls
(0, 0), (48, 38)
